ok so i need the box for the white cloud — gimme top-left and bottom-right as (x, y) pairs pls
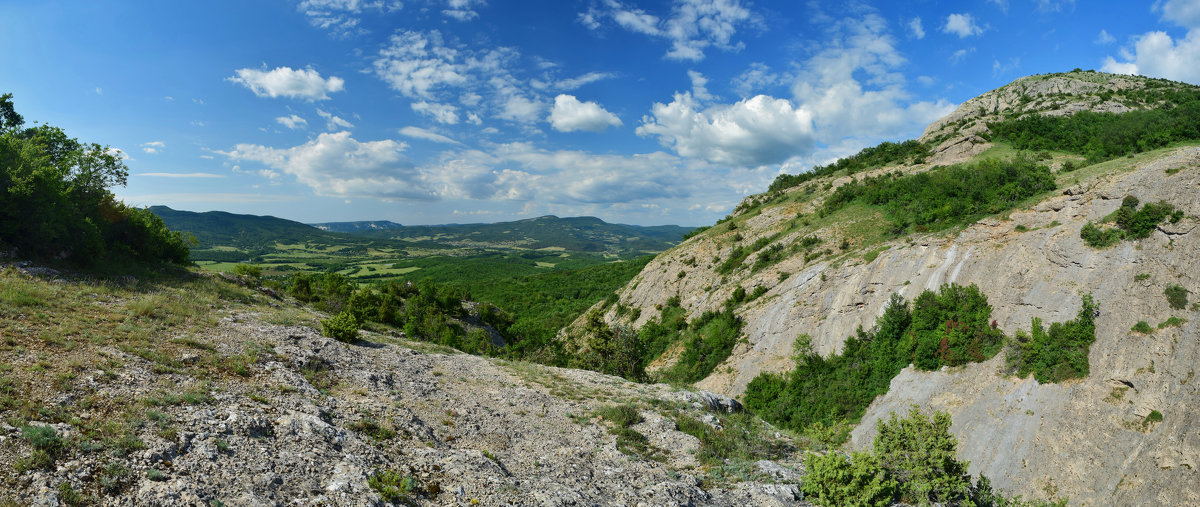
(372, 31), (468, 98)
(1033, 0), (1075, 13)
(398, 126), (462, 144)
(637, 92), (815, 167)
(732, 62), (782, 98)
(412, 101), (460, 124)
(993, 57), (1020, 77)
(909, 17), (925, 39)
(498, 95), (544, 123)
(989, 0), (1009, 12)
(1102, 30), (1200, 84)
(554, 72), (618, 90)
(443, 0), (485, 21)
(138, 172), (226, 178)
(638, 14), (955, 169)
(581, 0), (759, 61)
(1159, 0), (1200, 29)
(316, 109), (354, 130)
(297, 0), (403, 36)
(688, 70), (714, 102)
(950, 47), (975, 63)
(1095, 29), (1116, 45)
(548, 94), (623, 133)
(228, 66), (345, 101)
(1100, 1), (1200, 84)
(219, 131), (433, 200)
(789, 15), (955, 142)
(276, 114), (308, 129)
(943, 13), (983, 38)
(141, 141), (165, 154)
(426, 143), (696, 204)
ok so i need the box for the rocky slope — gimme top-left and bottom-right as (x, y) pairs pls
(0, 265), (808, 505)
(585, 71), (1200, 504)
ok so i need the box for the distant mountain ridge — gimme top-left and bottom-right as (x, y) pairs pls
(149, 205), (341, 248)
(334, 214), (694, 253)
(310, 220), (404, 233)
(150, 206), (693, 256)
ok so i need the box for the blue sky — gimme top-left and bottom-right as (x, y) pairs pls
(3, 1), (1198, 226)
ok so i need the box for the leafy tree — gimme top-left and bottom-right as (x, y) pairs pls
(874, 407), (973, 505)
(1006, 294), (1098, 383)
(802, 450), (897, 507)
(0, 93), (190, 264)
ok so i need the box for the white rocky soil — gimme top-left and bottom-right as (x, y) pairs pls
(5, 311), (808, 506)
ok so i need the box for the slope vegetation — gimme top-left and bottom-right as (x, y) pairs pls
(582, 70), (1200, 504)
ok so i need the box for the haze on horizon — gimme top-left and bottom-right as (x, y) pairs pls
(2, 0), (1197, 227)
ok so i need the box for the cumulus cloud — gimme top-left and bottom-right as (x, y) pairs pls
(220, 131), (433, 200)
(1101, 1), (1200, 84)
(688, 70), (714, 102)
(732, 63), (783, 98)
(548, 95), (622, 133)
(1095, 29), (1116, 45)
(141, 141), (165, 154)
(581, 0), (759, 61)
(426, 144), (695, 204)
(411, 101), (460, 124)
(443, 0), (485, 21)
(498, 95), (544, 123)
(276, 114), (308, 129)
(909, 17), (925, 39)
(297, 0), (403, 36)
(790, 15), (954, 142)
(639, 14), (954, 169)
(1101, 30), (1200, 84)
(398, 126), (462, 144)
(943, 13), (983, 38)
(316, 109), (354, 130)
(1159, 0), (1200, 28)
(637, 92), (815, 167)
(229, 66), (345, 101)
(372, 31), (470, 98)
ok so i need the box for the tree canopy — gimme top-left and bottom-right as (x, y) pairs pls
(0, 93), (191, 265)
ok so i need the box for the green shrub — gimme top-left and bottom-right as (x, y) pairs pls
(874, 407), (972, 505)
(1165, 284), (1189, 310)
(1158, 316), (1187, 329)
(22, 425), (63, 454)
(1131, 321), (1153, 334)
(321, 311), (360, 342)
(822, 155), (1056, 235)
(802, 450), (897, 507)
(595, 404), (642, 428)
(987, 92), (1200, 163)
(802, 407), (1048, 507)
(769, 139), (930, 193)
(1007, 294), (1098, 383)
(232, 263), (262, 280)
(368, 469), (418, 504)
(1080, 222), (1122, 248)
(1081, 197), (1178, 248)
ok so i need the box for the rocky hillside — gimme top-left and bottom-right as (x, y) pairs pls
(584, 70), (1200, 504)
(0, 264), (809, 505)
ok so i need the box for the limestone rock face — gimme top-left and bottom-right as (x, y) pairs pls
(588, 71), (1200, 504)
